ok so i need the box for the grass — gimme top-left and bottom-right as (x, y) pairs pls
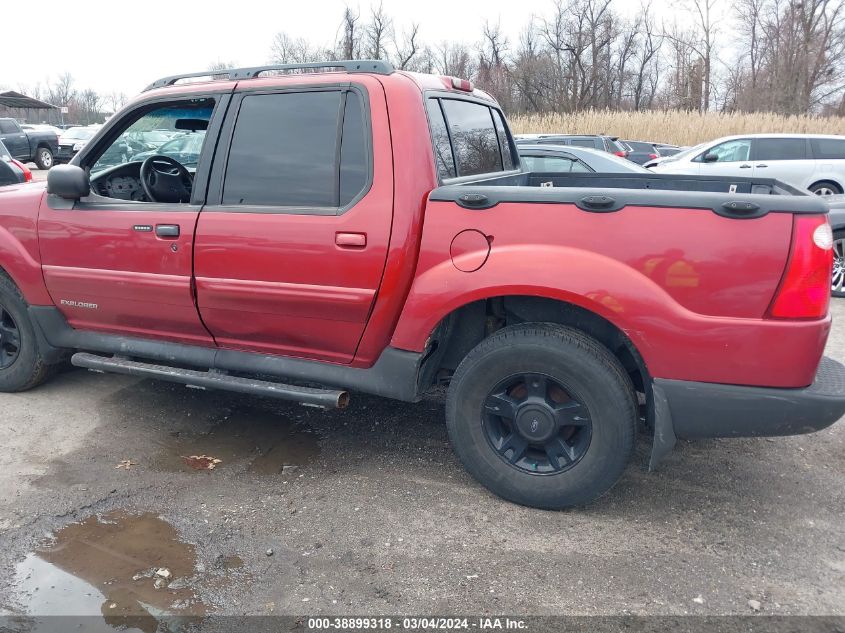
(508, 110), (845, 146)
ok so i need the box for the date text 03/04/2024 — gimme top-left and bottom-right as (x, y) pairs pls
(306, 617), (529, 630)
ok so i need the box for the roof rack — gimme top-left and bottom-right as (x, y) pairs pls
(143, 60), (395, 92)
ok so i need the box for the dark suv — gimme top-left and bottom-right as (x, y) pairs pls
(515, 134), (628, 158)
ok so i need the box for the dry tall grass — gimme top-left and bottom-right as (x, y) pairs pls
(508, 110), (845, 146)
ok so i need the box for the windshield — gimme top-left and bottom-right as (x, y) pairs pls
(158, 133), (205, 154)
(62, 127), (97, 141)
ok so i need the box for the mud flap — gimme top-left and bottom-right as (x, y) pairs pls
(649, 382), (677, 470)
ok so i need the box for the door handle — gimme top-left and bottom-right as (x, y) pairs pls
(335, 232), (366, 248)
(757, 164), (768, 168)
(739, 164), (752, 169)
(155, 224), (180, 238)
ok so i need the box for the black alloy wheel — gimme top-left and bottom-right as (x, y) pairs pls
(483, 372), (592, 475)
(0, 303), (21, 369)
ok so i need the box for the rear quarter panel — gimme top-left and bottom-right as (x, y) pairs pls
(391, 200), (827, 388)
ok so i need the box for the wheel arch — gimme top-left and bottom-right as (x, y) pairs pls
(418, 294), (651, 395)
(809, 178), (843, 194)
(0, 227), (53, 305)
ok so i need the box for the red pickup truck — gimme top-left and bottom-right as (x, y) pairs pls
(0, 61), (843, 509)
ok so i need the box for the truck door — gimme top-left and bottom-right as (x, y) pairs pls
(0, 119), (28, 160)
(38, 95), (230, 345)
(194, 78), (393, 363)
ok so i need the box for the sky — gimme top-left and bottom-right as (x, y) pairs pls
(4, 0), (681, 100)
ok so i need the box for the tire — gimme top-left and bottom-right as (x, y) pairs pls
(0, 274), (53, 392)
(833, 230), (845, 298)
(34, 146), (53, 170)
(445, 323), (637, 509)
(809, 180), (842, 196)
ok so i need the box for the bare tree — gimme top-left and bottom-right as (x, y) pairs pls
(104, 91), (128, 113)
(395, 23), (421, 69)
(270, 33), (321, 63)
(261, 0), (844, 116)
(631, 3), (663, 110)
(47, 73), (76, 109)
(365, 3), (392, 59)
(338, 7), (362, 59)
(78, 89), (101, 125)
(663, 0), (719, 111)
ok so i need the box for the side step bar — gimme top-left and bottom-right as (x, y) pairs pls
(71, 353), (349, 409)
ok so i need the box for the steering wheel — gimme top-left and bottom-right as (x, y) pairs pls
(139, 155), (193, 203)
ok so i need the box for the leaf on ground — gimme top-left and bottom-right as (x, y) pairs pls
(115, 459), (137, 470)
(181, 455), (222, 470)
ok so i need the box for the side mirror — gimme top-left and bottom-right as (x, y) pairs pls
(47, 164), (90, 200)
(703, 152), (719, 163)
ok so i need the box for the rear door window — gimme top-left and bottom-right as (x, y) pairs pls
(491, 109), (516, 170)
(440, 99), (502, 176)
(0, 120), (19, 134)
(339, 92), (368, 206)
(570, 138), (601, 149)
(626, 141), (653, 152)
(753, 138), (808, 161)
(810, 138), (845, 160)
(426, 99), (457, 179)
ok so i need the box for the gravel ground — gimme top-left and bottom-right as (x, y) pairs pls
(0, 281), (843, 623)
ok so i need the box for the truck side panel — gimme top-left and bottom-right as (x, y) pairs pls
(391, 200), (827, 389)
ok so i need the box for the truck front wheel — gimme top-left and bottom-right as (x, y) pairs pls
(35, 147), (53, 170)
(0, 275), (54, 392)
(445, 323), (637, 509)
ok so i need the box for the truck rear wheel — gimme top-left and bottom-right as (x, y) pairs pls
(35, 147), (53, 170)
(0, 275), (53, 392)
(445, 323), (637, 509)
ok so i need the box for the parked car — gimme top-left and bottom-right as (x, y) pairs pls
(55, 125), (101, 164)
(650, 134), (845, 196)
(1, 61), (842, 511)
(515, 134), (629, 158)
(653, 143), (683, 157)
(131, 131), (206, 168)
(0, 140), (30, 185)
(622, 140), (669, 165)
(0, 118), (58, 169)
(823, 195), (845, 296)
(21, 124), (64, 139)
(518, 144), (650, 174)
(644, 143), (704, 169)
(125, 129), (182, 151)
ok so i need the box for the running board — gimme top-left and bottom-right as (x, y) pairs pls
(71, 353), (349, 409)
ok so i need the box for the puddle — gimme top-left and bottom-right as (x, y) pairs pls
(153, 407), (320, 475)
(11, 511), (205, 631)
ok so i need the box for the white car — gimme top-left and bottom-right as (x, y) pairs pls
(649, 134), (845, 195)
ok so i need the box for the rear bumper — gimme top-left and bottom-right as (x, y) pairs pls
(656, 356), (845, 440)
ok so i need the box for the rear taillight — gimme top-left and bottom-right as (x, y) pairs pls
(11, 159), (32, 182)
(767, 215), (833, 319)
(614, 151), (627, 158)
(649, 153), (658, 160)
